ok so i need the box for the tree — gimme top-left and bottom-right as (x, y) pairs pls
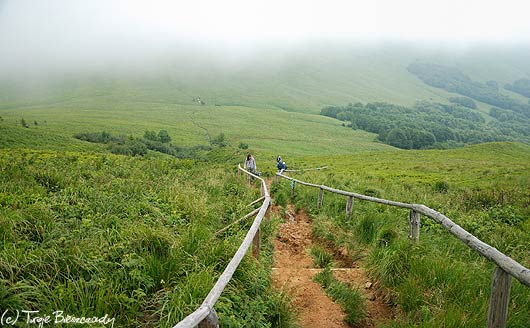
(386, 128), (412, 149)
(144, 130), (158, 141)
(410, 129), (436, 148)
(336, 111), (351, 121)
(158, 130), (171, 143)
(449, 96), (477, 109)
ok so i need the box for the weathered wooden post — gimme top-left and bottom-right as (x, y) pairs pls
(237, 166), (241, 179)
(409, 209), (420, 242)
(252, 227), (261, 260)
(317, 187), (324, 209)
(487, 267), (512, 328)
(345, 196), (354, 220)
(199, 308), (219, 328)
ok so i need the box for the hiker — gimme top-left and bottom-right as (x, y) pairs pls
(276, 156), (287, 173)
(245, 154), (257, 174)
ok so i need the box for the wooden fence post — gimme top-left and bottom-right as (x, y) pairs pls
(237, 167), (241, 179)
(252, 227), (261, 260)
(487, 267), (512, 328)
(409, 210), (420, 242)
(317, 187), (324, 209)
(345, 196), (354, 220)
(199, 308), (219, 328)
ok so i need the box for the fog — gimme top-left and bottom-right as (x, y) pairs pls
(1, 0), (530, 78)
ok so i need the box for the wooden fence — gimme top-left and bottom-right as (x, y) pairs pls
(276, 172), (530, 328)
(174, 165), (270, 328)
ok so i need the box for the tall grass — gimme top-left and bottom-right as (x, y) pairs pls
(273, 143), (530, 326)
(309, 246), (334, 268)
(0, 149), (293, 327)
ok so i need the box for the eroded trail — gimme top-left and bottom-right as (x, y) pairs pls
(271, 205), (392, 328)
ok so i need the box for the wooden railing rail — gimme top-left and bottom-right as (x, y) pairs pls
(174, 165), (270, 328)
(276, 172), (530, 328)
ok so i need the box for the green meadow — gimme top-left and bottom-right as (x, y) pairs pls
(272, 142), (530, 327)
(1, 45), (529, 327)
(0, 99), (394, 157)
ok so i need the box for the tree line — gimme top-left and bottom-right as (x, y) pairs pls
(321, 101), (529, 149)
(505, 78), (530, 99)
(407, 62), (530, 117)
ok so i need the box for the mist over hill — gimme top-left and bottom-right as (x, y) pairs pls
(1, 43), (530, 114)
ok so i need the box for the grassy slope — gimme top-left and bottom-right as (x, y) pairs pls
(1, 44), (529, 326)
(2, 46), (528, 157)
(0, 149), (293, 327)
(272, 142), (530, 327)
(0, 100), (394, 158)
(240, 141), (530, 327)
(296, 142), (530, 189)
(3, 45), (529, 114)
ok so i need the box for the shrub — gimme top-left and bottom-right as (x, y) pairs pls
(238, 142), (248, 149)
(211, 133), (227, 147)
(433, 180), (449, 193)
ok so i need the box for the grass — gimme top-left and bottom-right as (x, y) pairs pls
(309, 245), (333, 268)
(2, 45), (529, 159)
(273, 142), (530, 327)
(313, 267), (367, 326)
(0, 102), (393, 158)
(0, 149), (294, 327)
(1, 43), (530, 326)
(4, 44), (529, 114)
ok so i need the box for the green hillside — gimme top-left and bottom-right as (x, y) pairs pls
(0, 102), (393, 158)
(1, 43), (529, 327)
(272, 142), (530, 327)
(2, 44), (529, 116)
(0, 149), (293, 327)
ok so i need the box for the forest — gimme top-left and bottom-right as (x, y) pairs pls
(321, 101), (530, 149)
(505, 78), (530, 98)
(407, 62), (530, 117)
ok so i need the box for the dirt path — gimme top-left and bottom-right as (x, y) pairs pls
(271, 205), (392, 328)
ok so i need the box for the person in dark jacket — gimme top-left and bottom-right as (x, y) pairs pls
(276, 156), (287, 173)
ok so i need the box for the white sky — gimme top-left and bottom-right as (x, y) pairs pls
(117, 0), (530, 43)
(2, 0), (530, 43)
(1, 0), (529, 73)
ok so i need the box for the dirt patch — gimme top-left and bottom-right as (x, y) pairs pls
(316, 243), (393, 327)
(272, 205), (351, 328)
(271, 205), (393, 327)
